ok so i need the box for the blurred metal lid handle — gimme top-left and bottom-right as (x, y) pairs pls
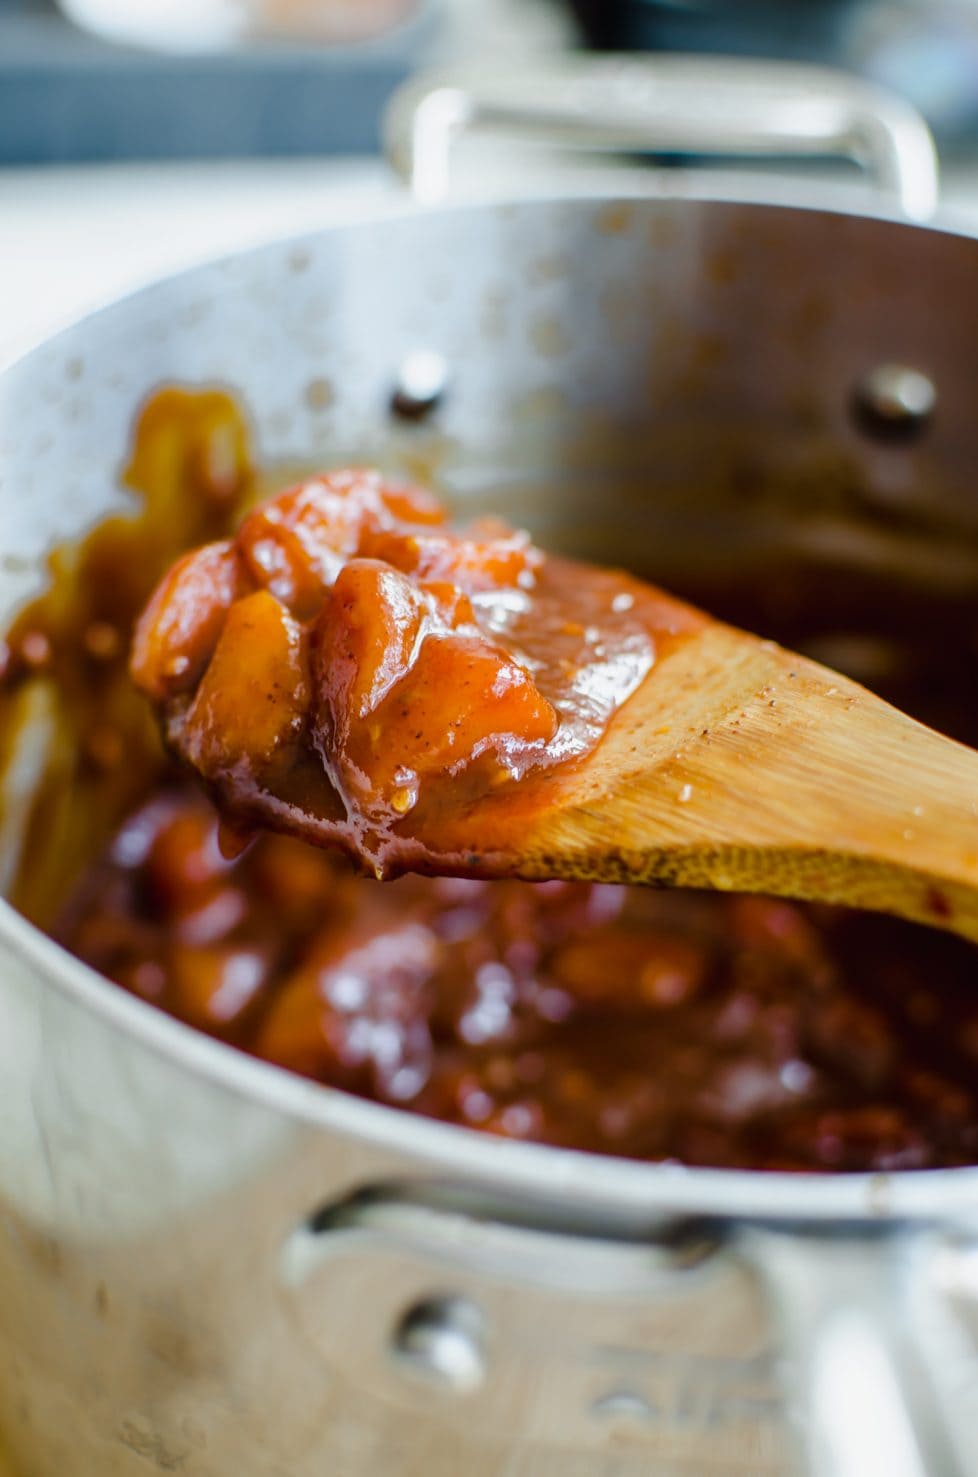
(384, 52), (940, 220)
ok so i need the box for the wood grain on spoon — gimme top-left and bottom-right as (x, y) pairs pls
(475, 620), (978, 942)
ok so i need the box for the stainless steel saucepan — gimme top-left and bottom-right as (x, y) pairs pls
(0, 55), (976, 1477)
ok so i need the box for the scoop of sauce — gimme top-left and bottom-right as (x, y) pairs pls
(130, 472), (702, 876)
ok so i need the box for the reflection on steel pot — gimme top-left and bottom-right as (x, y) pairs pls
(0, 54), (976, 1477)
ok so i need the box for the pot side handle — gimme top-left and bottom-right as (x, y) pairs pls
(281, 1181), (715, 1295)
(284, 1187), (977, 1469)
(741, 1225), (975, 1477)
(383, 53), (938, 221)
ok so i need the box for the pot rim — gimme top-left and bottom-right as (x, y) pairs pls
(4, 187), (978, 1230)
(4, 172), (977, 377)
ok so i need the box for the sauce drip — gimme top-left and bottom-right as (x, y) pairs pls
(0, 387), (254, 921)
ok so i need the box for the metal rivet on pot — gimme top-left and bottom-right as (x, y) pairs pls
(852, 364), (936, 440)
(390, 1295), (486, 1391)
(391, 351), (449, 420)
(592, 1389), (657, 1421)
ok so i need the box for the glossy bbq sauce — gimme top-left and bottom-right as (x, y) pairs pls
(58, 784), (978, 1170)
(4, 388), (978, 1172)
(0, 387), (254, 924)
(130, 467), (703, 877)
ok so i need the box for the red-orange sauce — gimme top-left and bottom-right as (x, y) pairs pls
(57, 784), (978, 1171)
(130, 472), (701, 876)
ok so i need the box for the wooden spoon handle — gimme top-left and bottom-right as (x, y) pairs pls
(523, 624), (978, 942)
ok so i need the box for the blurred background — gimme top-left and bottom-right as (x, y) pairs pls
(7, 0), (978, 161)
(5, 0), (978, 356)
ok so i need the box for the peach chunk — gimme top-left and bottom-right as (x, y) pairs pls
(378, 480), (447, 528)
(315, 556), (558, 811)
(361, 635), (559, 792)
(418, 580), (477, 630)
(182, 589), (308, 778)
(314, 559), (427, 733)
(238, 472), (450, 618)
(552, 929), (707, 1008)
(237, 474), (376, 616)
(130, 540), (244, 702)
(363, 522), (540, 594)
(314, 557), (557, 812)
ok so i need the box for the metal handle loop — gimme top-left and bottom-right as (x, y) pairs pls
(285, 1187), (976, 1470)
(282, 1182), (714, 1295)
(383, 54), (939, 220)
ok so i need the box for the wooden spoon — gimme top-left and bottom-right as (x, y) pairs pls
(214, 611), (978, 947)
(152, 575), (978, 945)
(488, 619), (978, 944)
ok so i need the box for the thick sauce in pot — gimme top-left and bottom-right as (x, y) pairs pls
(58, 783), (978, 1170)
(5, 387), (978, 1173)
